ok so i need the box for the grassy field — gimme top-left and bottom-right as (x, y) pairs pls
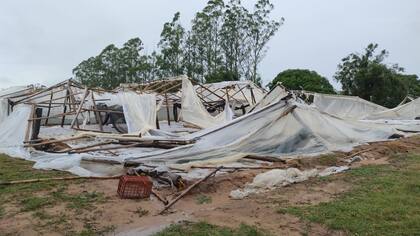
(154, 221), (270, 236)
(0, 154), (113, 236)
(279, 153), (420, 236)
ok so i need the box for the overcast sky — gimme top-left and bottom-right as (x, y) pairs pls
(0, 0), (419, 89)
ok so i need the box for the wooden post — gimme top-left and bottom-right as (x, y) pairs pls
(70, 88), (89, 128)
(7, 99), (10, 115)
(60, 89), (69, 127)
(24, 105), (36, 143)
(250, 87), (256, 104)
(67, 81), (80, 128)
(91, 92), (104, 131)
(44, 91), (54, 126)
(165, 92), (171, 126)
(155, 116), (160, 129)
(31, 108), (43, 141)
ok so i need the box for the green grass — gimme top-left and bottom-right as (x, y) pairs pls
(0, 154), (111, 235)
(154, 221), (270, 236)
(195, 194), (212, 205)
(50, 187), (107, 212)
(0, 154), (73, 207)
(20, 196), (54, 212)
(280, 154), (420, 236)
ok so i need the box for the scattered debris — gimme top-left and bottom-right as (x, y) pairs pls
(230, 166), (350, 200)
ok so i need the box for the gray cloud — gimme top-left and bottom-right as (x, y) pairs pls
(0, 0), (419, 89)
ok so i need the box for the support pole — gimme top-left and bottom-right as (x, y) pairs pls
(60, 88), (69, 127)
(165, 92), (171, 126)
(71, 87), (89, 128)
(91, 92), (104, 132)
(44, 91), (54, 126)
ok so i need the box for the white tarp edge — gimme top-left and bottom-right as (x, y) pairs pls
(179, 77), (234, 128)
(118, 91), (157, 135)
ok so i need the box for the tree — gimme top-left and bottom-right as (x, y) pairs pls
(73, 1), (284, 88)
(73, 37), (153, 89)
(220, 0), (249, 80)
(334, 43), (410, 108)
(157, 12), (185, 77)
(398, 74), (420, 98)
(270, 69), (335, 94)
(185, 0), (282, 83)
(246, 0), (283, 83)
(205, 69), (239, 83)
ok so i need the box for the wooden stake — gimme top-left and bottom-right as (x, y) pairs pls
(60, 88), (70, 127)
(165, 92), (171, 126)
(91, 92), (104, 131)
(24, 104), (36, 143)
(159, 166), (222, 214)
(44, 91), (54, 126)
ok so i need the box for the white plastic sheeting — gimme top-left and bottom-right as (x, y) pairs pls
(126, 99), (398, 167)
(313, 93), (387, 119)
(179, 77), (234, 128)
(0, 105), (31, 150)
(0, 86), (34, 124)
(250, 85), (289, 112)
(118, 92), (157, 135)
(230, 166), (349, 199)
(364, 97), (420, 120)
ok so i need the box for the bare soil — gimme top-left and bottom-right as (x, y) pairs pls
(1, 135), (420, 236)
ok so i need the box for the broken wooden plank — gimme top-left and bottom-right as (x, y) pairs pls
(24, 135), (93, 148)
(0, 175), (122, 186)
(243, 155), (286, 163)
(70, 87), (90, 128)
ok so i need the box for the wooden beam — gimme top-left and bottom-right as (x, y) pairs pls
(165, 92), (171, 126)
(44, 91), (54, 126)
(24, 105), (36, 143)
(71, 87), (89, 128)
(91, 92), (104, 131)
(24, 135), (93, 148)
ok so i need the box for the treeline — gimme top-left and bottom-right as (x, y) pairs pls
(272, 43), (420, 108)
(73, 0), (283, 89)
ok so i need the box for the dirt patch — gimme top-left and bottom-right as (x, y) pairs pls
(2, 135), (420, 235)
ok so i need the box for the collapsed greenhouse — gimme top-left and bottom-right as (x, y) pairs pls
(0, 75), (419, 178)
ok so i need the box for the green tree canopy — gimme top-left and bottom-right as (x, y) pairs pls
(270, 69), (335, 94)
(205, 70), (239, 83)
(398, 74), (420, 98)
(73, 37), (157, 89)
(334, 43), (416, 108)
(73, 0), (283, 89)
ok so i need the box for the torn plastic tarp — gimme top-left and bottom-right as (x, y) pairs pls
(125, 99), (398, 167)
(313, 93), (388, 119)
(118, 91), (157, 135)
(249, 85), (289, 112)
(179, 77), (234, 128)
(364, 97), (420, 120)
